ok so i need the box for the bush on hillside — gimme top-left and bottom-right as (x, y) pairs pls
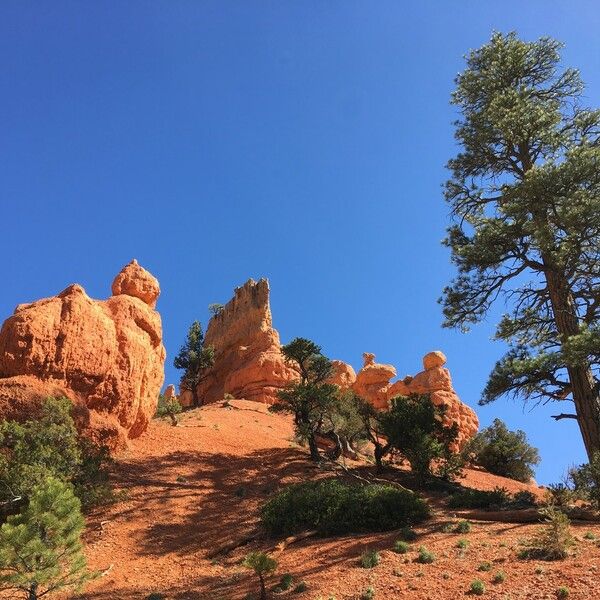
(447, 487), (510, 509)
(468, 419), (540, 482)
(379, 394), (458, 482)
(261, 479), (430, 536)
(567, 451), (600, 509)
(0, 397), (113, 511)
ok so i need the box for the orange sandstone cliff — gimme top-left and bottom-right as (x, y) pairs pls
(0, 260), (166, 449)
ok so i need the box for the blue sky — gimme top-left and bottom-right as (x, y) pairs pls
(2, 2), (599, 484)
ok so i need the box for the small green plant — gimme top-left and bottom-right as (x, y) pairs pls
(360, 550), (380, 568)
(242, 552), (277, 600)
(456, 539), (469, 549)
(583, 531), (596, 540)
(416, 545), (435, 564)
(557, 587), (570, 599)
(470, 579), (485, 595)
(361, 587), (375, 600)
(519, 507), (573, 560)
(545, 483), (575, 507)
(477, 561), (492, 572)
(277, 573), (293, 591)
(293, 580), (308, 593)
(534, 566), (544, 575)
(392, 540), (410, 554)
(492, 571), (506, 583)
(455, 520), (472, 533)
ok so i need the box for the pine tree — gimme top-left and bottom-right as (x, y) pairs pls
(242, 551), (277, 600)
(270, 338), (337, 461)
(173, 321), (215, 406)
(442, 32), (600, 460)
(0, 477), (94, 599)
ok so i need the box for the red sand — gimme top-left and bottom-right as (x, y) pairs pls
(62, 400), (600, 599)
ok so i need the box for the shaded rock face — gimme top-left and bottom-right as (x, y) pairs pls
(194, 279), (296, 405)
(0, 260), (166, 449)
(335, 352), (479, 450)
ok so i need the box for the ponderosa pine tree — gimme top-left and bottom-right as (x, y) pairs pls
(442, 32), (600, 460)
(0, 477), (94, 599)
(173, 321), (214, 406)
(270, 337), (337, 461)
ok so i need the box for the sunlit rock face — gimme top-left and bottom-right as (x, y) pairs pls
(0, 260), (166, 450)
(194, 278), (297, 406)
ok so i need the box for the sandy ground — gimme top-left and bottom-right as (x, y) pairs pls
(64, 401), (600, 599)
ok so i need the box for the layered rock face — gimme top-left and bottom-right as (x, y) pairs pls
(338, 351), (478, 450)
(0, 260), (166, 449)
(194, 279), (296, 405)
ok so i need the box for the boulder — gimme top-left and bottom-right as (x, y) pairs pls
(0, 260), (166, 449)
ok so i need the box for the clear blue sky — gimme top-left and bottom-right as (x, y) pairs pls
(2, 2), (599, 484)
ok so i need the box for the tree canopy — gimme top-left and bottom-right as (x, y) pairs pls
(442, 31), (600, 459)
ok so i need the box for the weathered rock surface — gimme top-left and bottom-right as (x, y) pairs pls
(163, 384), (177, 401)
(0, 260), (166, 449)
(327, 360), (357, 389)
(350, 352), (478, 449)
(194, 278), (296, 405)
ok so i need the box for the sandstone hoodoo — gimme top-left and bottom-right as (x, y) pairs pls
(0, 259), (166, 449)
(346, 351), (479, 449)
(194, 278), (297, 405)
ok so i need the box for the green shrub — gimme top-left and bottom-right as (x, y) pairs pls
(512, 490), (537, 507)
(392, 540), (410, 554)
(448, 487), (510, 509)
(380, 394), (458, 482)
(456, 539), (469, 549)
(492, 571), (506, 583)
(277, 573), (293, 591)
(155, 394), (182, 422)
(557, 586), (569, 599)
(361, 587), (375, 600)
(0, 397), (113, 511)
(470, 580), (485, 595)
(477, 561), (492, 572)
(519, 507), (573, 560)
(397, 526), (418, 541)
(568, 452), (600, 509)
(293, 581), (308, 593)
(546, 483), (575, 507)
(261, 479), (429, 536)
(146, 595), (165, 600)
(454, 520), (472, 534)
(360, 550), (380, 568)
(416, 546), (435, 564)
(469, 419), (539, 482)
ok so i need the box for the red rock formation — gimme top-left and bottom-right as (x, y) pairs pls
(194, 279), (296, 405)
(0, 260), (166, 449)
(327, 360), (357, 389)
(350, 351), (478, 449)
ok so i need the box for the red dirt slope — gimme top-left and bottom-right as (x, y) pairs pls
(75, 400), (599, 600)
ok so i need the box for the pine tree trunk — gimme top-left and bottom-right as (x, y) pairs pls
(308, 433), (320, 461)
(545, 267), (600, 460)
(259, 573), (266, 600)
(28, 583), (38, 600)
